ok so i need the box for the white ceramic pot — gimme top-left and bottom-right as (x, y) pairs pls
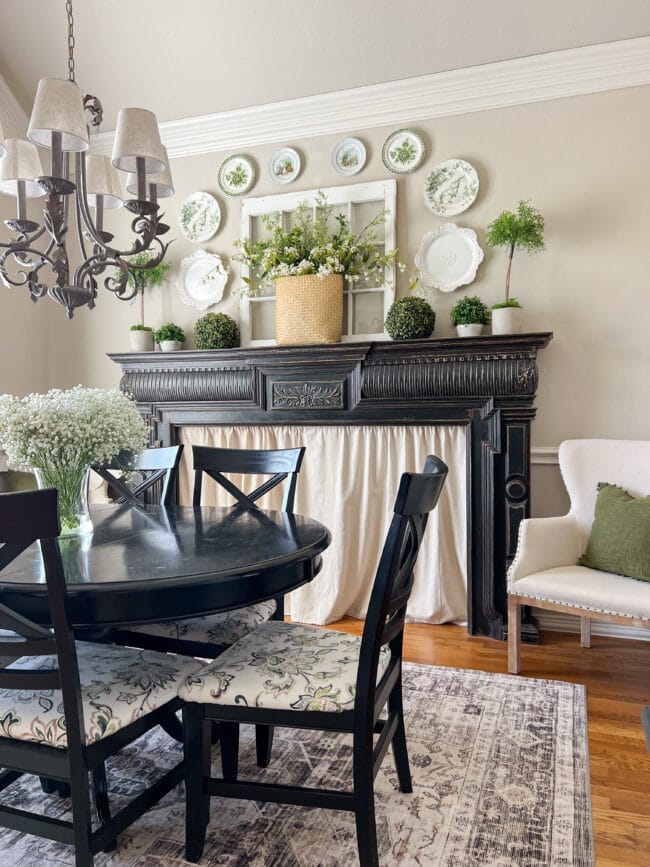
(491, 306), (523, 335)
(456, 324), (484, 337)
(129, 329), (154, 352)
(160, 340), (183, 352)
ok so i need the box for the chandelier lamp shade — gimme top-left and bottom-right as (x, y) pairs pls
(0, 1), (173, 318)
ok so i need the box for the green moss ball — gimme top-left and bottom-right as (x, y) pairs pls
(384, 297), (436, 341)
(193, 313), (240, 350)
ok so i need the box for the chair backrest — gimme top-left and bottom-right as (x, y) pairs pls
(93, 445), (184, 507)
(355, 455), (448, 717)
(192, 445), (306, 512)
(559, 439), (650, 533)
(0, 489), (87, 753)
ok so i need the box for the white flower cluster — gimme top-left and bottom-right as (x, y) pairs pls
(0, 386), (149, 470)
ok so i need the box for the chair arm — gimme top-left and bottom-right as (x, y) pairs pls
(508, 515), (584, 589)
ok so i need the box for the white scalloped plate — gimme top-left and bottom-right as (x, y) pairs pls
(178, 250), (228, 310)
(415, 223), (484, 293)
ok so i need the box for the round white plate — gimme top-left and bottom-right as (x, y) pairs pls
(381, 128), (426, 174)
(414, 223), (484, 293)
(331, 138), (366, 176)
(178, 250), (228, 310)
(269, 147), (301, 184)
(178, 192), (221, 243)
(424, 159), (479, 216)
(218, 154), (256, 196)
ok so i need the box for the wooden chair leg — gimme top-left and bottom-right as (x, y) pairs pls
(581, 617), (591, 648)
(353, 743), (379, 867)
(255, 725), (274, 768)
(507, 596), (521, 674)
(92, 764), (116, 852)
(68, 760), (94, 867)
(388, 678), (412, 793)
(184, 704), (210, 863)
(220, 721), (240, 781)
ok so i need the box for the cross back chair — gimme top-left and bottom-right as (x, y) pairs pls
(92, 445), (183, 508)
(179, 455), (448, 867)
(0, 488), (201, 866)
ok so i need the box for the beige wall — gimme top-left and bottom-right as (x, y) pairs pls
(49, 84), (650, 450)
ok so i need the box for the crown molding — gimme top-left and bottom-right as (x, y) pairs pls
(87, 36), (650, 159)
(0, 70), (29, 138)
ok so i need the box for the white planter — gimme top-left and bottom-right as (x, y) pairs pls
(129, 329), (154, 352)
(160, 340), (183, 352)
(491, 306), (523, 335)
(456, 324), (484, 337)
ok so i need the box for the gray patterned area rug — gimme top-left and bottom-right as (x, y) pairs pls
(0, 663), (593, 866)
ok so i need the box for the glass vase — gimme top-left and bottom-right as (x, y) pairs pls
(34, 464), (93, 537)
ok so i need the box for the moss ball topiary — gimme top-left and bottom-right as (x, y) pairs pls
(193, 312), (240, 350)
(384, 297), (436, 341)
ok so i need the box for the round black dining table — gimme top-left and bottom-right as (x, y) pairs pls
(0, 504), (331, 628)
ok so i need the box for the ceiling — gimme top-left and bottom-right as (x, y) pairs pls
(0, 0), (648, 131)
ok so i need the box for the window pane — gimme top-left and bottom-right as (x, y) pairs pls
(343, 288), (350, 334)
(351, 200), (385, 242)
(251, 299), (276, 340)
(353, 291), (384, 335)
(316, 203), (348, 235)
(251, 213), (278, 243)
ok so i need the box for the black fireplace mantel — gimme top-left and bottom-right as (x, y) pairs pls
(110, 332), (553, 641)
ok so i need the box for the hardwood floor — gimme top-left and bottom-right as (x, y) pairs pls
(329, 617), (650, 866)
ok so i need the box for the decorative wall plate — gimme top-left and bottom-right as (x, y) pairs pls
(178, 249), (228, 310)
(424, 159), (479, 216)
(218, 154), (257, 196)
(381, 128), (426, 174)
(331, 138), (366, 175)
(178, 192), (222, 242)
(414, 223), (484, 293)
(269, 147), (301, 184)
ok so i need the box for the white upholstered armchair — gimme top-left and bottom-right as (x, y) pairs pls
(508, 439), (650, 673)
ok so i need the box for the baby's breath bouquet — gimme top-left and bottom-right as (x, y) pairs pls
(234, 193), (402, 293)
(0, 387), (148, 535)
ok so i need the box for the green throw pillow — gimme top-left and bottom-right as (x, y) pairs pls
(578, 483), (650, 581)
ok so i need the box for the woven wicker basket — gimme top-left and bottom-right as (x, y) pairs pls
(275, 274), (344, 346)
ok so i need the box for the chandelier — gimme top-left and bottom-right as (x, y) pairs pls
(0, 0), (173, 318)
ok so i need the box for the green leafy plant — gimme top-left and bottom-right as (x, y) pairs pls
(450, 296), (491, 327)
(129, 324), (153, 332)
(126, 252), (171, 328)
(194, 313), (240, 350)
(385, 297), (435, 341)
(154, 323), (185, 344)
(491, 298), (522, 310)
(234, 193), (402, 294)
(485, 200), (545, 303)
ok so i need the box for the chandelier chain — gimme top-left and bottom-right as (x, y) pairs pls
(66, 0), (75, 82)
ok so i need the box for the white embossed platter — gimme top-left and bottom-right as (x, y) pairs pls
(178, 249), (228, 310)
(414, 223), (484, 292)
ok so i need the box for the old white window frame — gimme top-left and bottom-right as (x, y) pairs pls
(239, 179), (397, 346)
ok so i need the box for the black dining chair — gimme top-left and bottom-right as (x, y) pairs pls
(91, 445), (183, 508)
(112, 444), (306, 765)
(179, 455), (448, 867)
(0, 488), (202, 866)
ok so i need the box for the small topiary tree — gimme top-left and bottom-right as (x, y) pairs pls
(485, 200), (545, 305)
(450, 295), (491, 327)
(126, 252), (171, 327)
(384, 297), (435, 340)
(194, 312), (240, 350)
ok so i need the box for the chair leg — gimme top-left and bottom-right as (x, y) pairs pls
(92, 764), (116, 852)
(580, 617), (591, 648)
(220, 721), (240, 781)
(353, 744), (379, 867)
(388, 679), (412, 793)
(507, 596), (521, 674)
(68, 763), (94, 867)
(184, 704), (210, 863)
(255, 725), (274, 768)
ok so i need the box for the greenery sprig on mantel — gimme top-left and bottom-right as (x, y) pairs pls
(234, 192), (403, 294)
(485, 200), (545, 304)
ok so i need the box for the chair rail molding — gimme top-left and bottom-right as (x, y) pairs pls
(110, 332), (553, 642)
(87, 37), (650, 158)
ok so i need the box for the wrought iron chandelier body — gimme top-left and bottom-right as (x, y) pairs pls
(0, 1), (173, 317)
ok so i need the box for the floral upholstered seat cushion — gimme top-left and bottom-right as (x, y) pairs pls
(179, 620), (391, 713)
(126, 600), (277, 647)
(0, 641), (202, 749)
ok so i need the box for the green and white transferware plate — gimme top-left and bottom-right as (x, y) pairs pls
(381, 128), (426, 174)
(179, 192), (222, 243)
(218, 154), (257, 196)
(269, 147), (301, 184)
(331, 138), (366, 176)
(424, 158), (479, 216)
